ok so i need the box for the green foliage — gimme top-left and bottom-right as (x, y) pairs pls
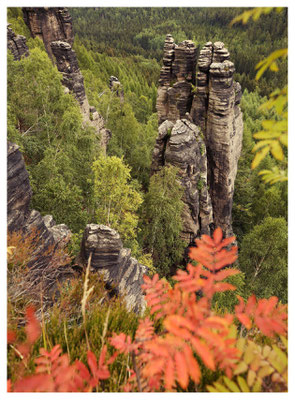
(140, 166), (186, 276)
(212, 268), (246, 313)
(231, 7), (288, 183)
(7, 7), (31, 37)
(239, 217), (287, 303)
(92, 155), (143, 248)
(71, 7), (287, 96)
(232, 89), (287, 240)
(7, 48), (100, 232)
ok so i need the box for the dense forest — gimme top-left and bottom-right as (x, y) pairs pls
(7, 7), (288, 393)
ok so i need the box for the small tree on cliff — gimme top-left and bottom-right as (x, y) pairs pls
(92, 155), (143, 248)
(140, 165), (186, 276)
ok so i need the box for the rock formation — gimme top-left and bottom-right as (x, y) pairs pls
(7, 25), (29, 60)
(7, 142), (146, 313)
(191, 41), (243, 236)
(7, 141), (74, 300)
(151, 119), (213, 242)
(157, 35), (198, 125)
(22, 7), (111, 151)
(109, 75), (124, 100)
(155, 36), (243, 239)
(77, 224), (147, 314)
(22, 7), (73, 60)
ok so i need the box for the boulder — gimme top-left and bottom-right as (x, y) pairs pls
(77, 224), (148, 314)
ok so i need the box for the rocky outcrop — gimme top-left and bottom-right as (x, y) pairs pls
(22, 7), (73, 60)
(22, 7), (111, 151)
(155, 38), (243, 239)
(151, 119), (213, 242)
(109, 75), (124, 100)
(157, 35), (198, 125)
(191, 41), (243, 236)
(77, 224), (148, 314)
(7, 142), (147, 313)
(7, 25), (29, 60)
(7, 141), (74, 300)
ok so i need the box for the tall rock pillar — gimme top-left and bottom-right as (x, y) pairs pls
(191, 41), (243, 236)
(155, 37), (243, 240)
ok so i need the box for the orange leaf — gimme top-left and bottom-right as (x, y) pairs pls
(191, 337), (215, 370)
(164, 356), (175, 391)
(25, 306), (41, 344)
(213, 227), (223, 245)
(236, 313), (252, 329)
(183, 344), (201, 383)
(175, 351), (189, 389)
(214, 268), (240, 281)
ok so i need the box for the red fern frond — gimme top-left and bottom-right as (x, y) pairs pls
(235, 295), (287, 337)
(189, 227), (238, 272)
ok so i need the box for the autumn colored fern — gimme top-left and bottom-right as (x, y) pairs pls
(109, 228), (287, 392)
(8, 228), (288, 392)
(8, 306), (114, 392)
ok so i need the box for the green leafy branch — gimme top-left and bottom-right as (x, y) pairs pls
(231, 7), (288, 184)
(229, 7), (284, 27)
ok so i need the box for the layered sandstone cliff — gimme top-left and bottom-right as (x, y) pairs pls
(77, 224), (147, 314)
(7, 142), (74, 302)
(22, 7), (73, 60)
(157, 35), (198, 125)
(7, 25), (29, 60)
(22, 7), (111, 151)
(7, 142), (146, 312)
(151, 119), (213, 242)
(155, 36), (243, 240)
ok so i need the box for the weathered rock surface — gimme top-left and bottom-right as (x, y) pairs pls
(7, 142), (146, 313)
(191, 41), (243, 236)
(22, 7), (73, 60)
(7, 25), (29, 60)
(157, 35), (198, 125)
(77, 224), (148, 314)
(155, 38), (243, 239)
(22, 7), (111, 151)
(7, 141), (74, 299)
(151, 119), (213, 242)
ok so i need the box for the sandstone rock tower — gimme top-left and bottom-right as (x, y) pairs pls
(22, 7), (111, 151)
(154, 36), (243, 240)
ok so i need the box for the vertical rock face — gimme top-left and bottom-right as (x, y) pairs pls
(151, 119), (213, 242)
(7, 142), (74, 298)
(7, 25), (29, 60)
(155, 38), (243, 239)
(157, 35), (198, 125)
(50, 40), (86, 104)
(22, 7), (73, 60)
(191, 41), (243, 236)
(77, 224), (148, 314)
(22, 7), (111, 151)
